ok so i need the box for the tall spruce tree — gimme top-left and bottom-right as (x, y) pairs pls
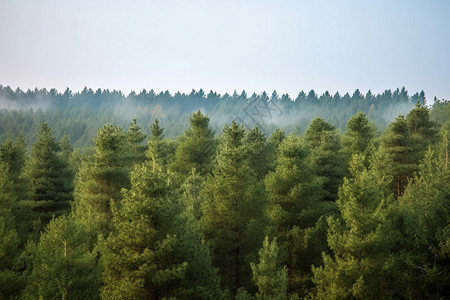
(25, 123), (72, 222)
(312, 154), (399, 299)
(146, 118), (173, 167)
(304, 118), (344, 201)
(393, 149), (450, 299)
(73, 124), (129, 237)
(265, 134), (333, 297)
(405, 102), (439, 164)
(250, 237), (289, 300)
(171, 110), (216, 177)
(381, 115), (416, 199)
(21, 215), (101, 300)
(245, 126), (271, 179)
(200, 121), (267, 297)
(100, 160), (222, 299)
(341, 111), (377, 164)
(0, 162), (21, 297)
(127, 118), (147, 165)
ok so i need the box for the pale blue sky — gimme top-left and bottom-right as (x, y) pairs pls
(0, 0), (449, 101)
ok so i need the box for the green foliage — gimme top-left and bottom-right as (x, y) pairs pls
(0, 163), (19, 271)
(24, 123), (73, 223)
(146, 118), (174, 167)
(381, 115), (416, 199)
(265, 134), (335, 296)
(21, 215), (101, 300)
(200, 121), (267, 297)
(245, 126), (271, 179)
(100, 161), (222, 299)
(127, 118), (147, 165)
(250, 237), (288, 300)
(393, 149), (450, 299)
(171, 111), (217, 177)
(73, 124), (130, 237)
(312, 154), (398, 299)
(305, 118), (344, 201)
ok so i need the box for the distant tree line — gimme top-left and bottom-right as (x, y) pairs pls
(0, 85), (427, 148)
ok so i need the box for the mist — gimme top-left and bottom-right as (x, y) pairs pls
(0, 85), (422, 147)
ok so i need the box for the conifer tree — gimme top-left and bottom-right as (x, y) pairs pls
(393, 149), (450, 298)
(312, 154), (398, 299)
(0, 162), (21, 297)
(200, 121), (267, 297)
(250, 237), (289, 300)
(265, 134), (332, 296)
(127, 118), (147, 165)
(172, 110), (216, 177)
(25, 123), (72, 222)
(341, 111), (377, 163)
(381, 115), (415, 199)
(245, 126), (271, 179)
(0, 135), (32, 246)
(304, 117), (344, 201)
(100, 160), (222, 299)
(180, 168), (204, 220)
(146, 118), (172, 167)
(405, 102), (439, 163)
(22, 215), (101, 300)
(73, 124), (129, 237)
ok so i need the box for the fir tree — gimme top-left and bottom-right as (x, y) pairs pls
(0, 162), (21, 297)
(73, 124), (129, 237)
(250, 237), (289, 300)
(25, 123), (72, 222)
(100, 160), (222, 299)
(127, 118), (147, 165)
(200, 121), (267, 297)
(265, 134), (332, 297)
(304, 117), (344, 201)
(341, 111), (377, 164)
(21, 215), (101, 300)
(245, 126), (271, 179)
(171, 110), (217, 177)
(312, 154), (398, 299)
(381, 115), (415, 199)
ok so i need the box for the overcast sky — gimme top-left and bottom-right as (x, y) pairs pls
(0, 0), (449, 101)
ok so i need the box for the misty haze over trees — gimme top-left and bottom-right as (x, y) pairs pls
(0, 84), (449, 299)
(0, 85), (427, 147)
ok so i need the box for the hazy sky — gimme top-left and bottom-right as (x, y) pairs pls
(1, 0), (449, 101)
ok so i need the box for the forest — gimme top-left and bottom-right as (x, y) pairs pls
(0, 85), (449, 299)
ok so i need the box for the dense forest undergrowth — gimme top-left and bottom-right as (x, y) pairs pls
(0, 85), (449, 299)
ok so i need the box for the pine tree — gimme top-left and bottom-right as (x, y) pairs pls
(265, 134), (332, 297)
(73, 124), (129, 237)
(127, 118), (147, 165)
(405, 102), (439, 164)
(0, 135), (32, 247)
(146, 118), (172, 167)
(25, 123), (72, 222)
(245, 126), (271, 179)
(100, 161), (222, 299)
(200, 121), (267, 297)
(312, 154), (398, 299)
(171, 111), (217, 177)
(0, 162), (21, 297)
(393, 149), (450, 298)
(180, 168), (204, 220)
(250, 237), (289, 300)
(341, 111), (377, 163)
(304, 117), (344, 201)
(381, 115), (416, 199)
(21, 215), (101, 300)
